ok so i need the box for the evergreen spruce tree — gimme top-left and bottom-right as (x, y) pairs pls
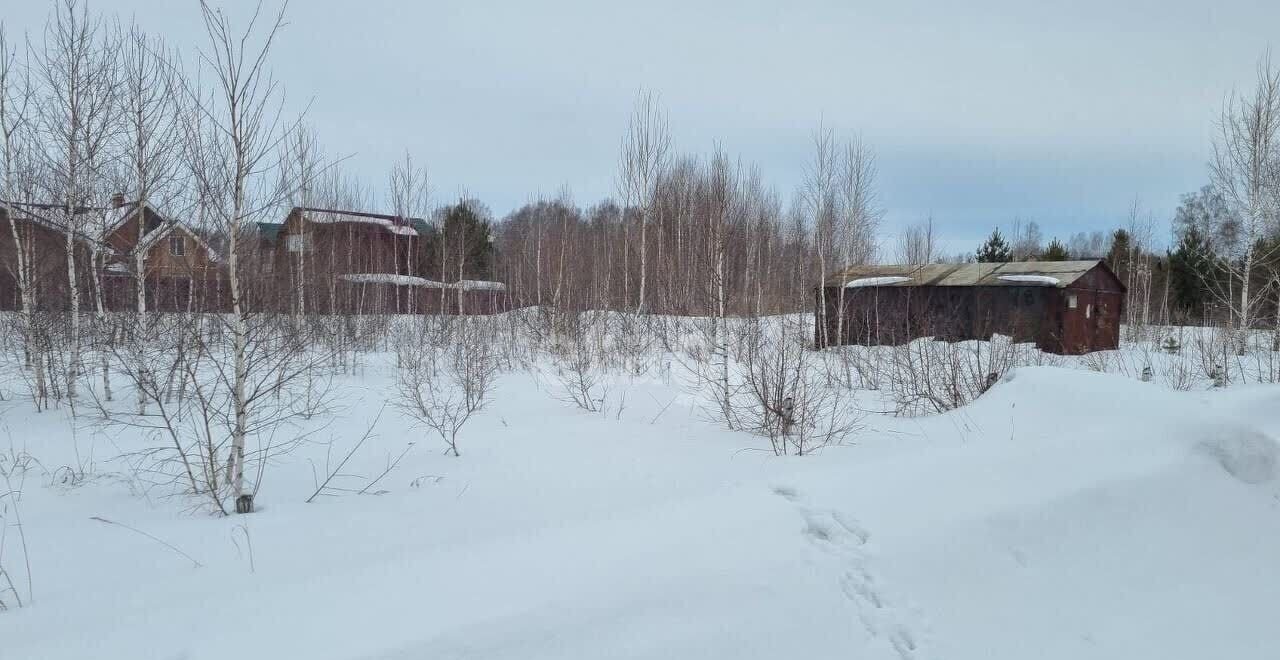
(1107, 229), (1132, 282)
(433, 201), (496, 280)
(975, 229), (1013, 263)
(1167, 225), (1210, 320)
(1040, 238), (1070, 261)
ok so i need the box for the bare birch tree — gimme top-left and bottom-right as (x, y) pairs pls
(189, 0), (297, 514)
(1209, 53), (1280, 341)
(280, 124), (321, 316)
(618, 90), (670, 316)
(897, 215), (937, 264)
(0, 24), (51, 408)
(804, 125), (841, 349)
(117, 21), (183, 318)
(32, 0), (120, 401)
(387, 150), (429, 314)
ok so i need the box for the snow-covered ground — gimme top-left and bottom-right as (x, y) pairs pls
(1, 318), (1279, 660)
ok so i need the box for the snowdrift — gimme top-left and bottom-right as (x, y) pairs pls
(1, 365), (1278, 660)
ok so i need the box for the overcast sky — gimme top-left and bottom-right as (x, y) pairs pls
(7, 0), (1278, 253)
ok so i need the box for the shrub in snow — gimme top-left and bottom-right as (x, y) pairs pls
(688, 315), (862, 455)
(395, 318), (500, 457)
(90, 312), (339, 515)
(542, 310), (611, 413)
(0, 451), (34, 610)
(885, 334), (1031, 416)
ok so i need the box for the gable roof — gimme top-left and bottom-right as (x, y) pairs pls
(0, 200), (103, 247)
(134, 221), (221, 262)
(1, 201), (66, 233)
(103, 200), (143, 237)
(4, 198), (221, 266)
(825, 260), (1118, 289)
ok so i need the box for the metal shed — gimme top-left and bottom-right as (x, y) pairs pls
(815, 260), (1127, 355)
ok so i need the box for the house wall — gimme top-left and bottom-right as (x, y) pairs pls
(0, 213), (99, 312)
(330, 283), (517, 316)
(142, 229), (219, 277)
(103, 206), (162, 255)
(103, 273), (230, 313)
(1057, 267), (1125, 354)
(253, 210), (430, 314)
(817, 285), (1051, 349)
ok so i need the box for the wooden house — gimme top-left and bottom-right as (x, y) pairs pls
(816, 260), (1126, 355)
(0, 202), (97, 311)
(100, 196), (227, 312)
(252, 207), (427, 313)
(1, 196), (227, 313)
(254, 207), (516, 315)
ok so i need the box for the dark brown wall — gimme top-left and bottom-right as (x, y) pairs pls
(0, 213), (98, 312)
(818, 286), (1050, 349)
(330, 283), (517, 316)
(816, 264), (1127, 355)
(1056, 266), (1125, 354)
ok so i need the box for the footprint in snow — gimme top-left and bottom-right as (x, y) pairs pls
(890, 626), (918, 660)
(772, 485), (800, 501)
(775, 484), (928, 660)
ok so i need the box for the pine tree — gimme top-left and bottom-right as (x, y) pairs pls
(1040, 238), (1070, 261)
(975, 229), (1013, 263)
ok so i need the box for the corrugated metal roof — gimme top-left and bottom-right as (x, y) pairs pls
(825, 260), (1105, 288)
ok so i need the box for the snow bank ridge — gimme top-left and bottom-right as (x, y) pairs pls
(1198, 427), (1279, 484)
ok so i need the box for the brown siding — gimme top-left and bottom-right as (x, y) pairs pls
(817, 262), (1126, 355)
(0, 212), (99, 312)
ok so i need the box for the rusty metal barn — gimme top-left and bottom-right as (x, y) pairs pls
(815, 260), (1126, 355)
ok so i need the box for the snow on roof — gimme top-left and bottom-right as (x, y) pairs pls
(339, 274), (447, 287)
(450, 280), (507, 291)
(825, 260), (1112, 289)
(337, 275), (508, 290)
(997, 275), (1061, 286)
(845, 276), (912, 288)
(300, 208), (420, 237)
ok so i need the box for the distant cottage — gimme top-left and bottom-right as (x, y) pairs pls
(815, 259), (1126, 355)
(254, 207), (515, 315)
(0, 199), (516, 316)
(0, 196), (225, 312)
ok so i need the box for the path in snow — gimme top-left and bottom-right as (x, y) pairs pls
(773, 485), (929, 660)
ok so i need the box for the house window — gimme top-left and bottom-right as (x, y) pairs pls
(1067, 294), (1078, 309)
(286, 234), (310, 253)
(263, 250), (275, 273)
(169, 234), (185, 257)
